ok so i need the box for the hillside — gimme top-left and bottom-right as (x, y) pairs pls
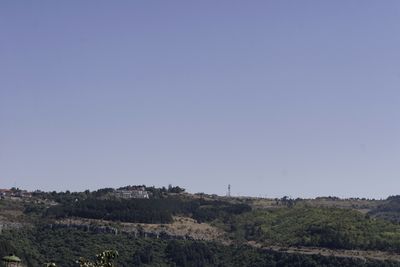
(1, 186), (400, 266)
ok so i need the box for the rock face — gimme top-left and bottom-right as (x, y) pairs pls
(0, 202), (26, 233)
(0, 220), (23, 233)
(47, 223), (119, 235)
(51, 216), (224, 241)
(46, 222), (194, 240)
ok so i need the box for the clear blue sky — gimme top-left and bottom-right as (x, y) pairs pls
(1, 1), (399, 198)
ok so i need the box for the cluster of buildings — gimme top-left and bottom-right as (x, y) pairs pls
(0, 187), (151, 200)
(0, 189), (32, 199)
(113, 186), (149, 199)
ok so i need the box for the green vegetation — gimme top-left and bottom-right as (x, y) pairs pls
(77, 250), (118, 267)
(43, 197), (251, 224)
(31, 185), (185, 204)
(45, 198), (174, 224)
(369, 195), (400, 223)
(222, 206), (400, 251)
(1, 227), (398, 267)
(4, 187), (400, 266)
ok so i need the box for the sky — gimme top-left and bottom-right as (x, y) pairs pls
(1, 1), (399, 198)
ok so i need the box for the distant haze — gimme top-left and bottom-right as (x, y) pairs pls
(1, 1), (399, 198)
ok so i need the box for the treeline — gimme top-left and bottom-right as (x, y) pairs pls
(43, 197), (251, 224)
(45, 198), (175, 223)
(1, 227), (399, 267)
(30, 185), (186, 204)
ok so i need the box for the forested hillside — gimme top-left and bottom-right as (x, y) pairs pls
(369, 196), (400, 223)
(0, 227), (398, 267)
(2, 187), (400, 266)
(44, 197), (251, 224)
(221, 207), (400, 251)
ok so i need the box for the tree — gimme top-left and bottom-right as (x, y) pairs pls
(77, 250), (119, 267)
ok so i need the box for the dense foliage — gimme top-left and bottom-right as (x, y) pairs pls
(369, 196), (400, 223)
(44, 197), (251, 224)
(222, 206), (400, 252)
(77, 250), (118, 267)
(1, 227), (398, 267)
(5, 188), (400, 266)
(31, 185), (185, 204)
(45, 198), (175, 223)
